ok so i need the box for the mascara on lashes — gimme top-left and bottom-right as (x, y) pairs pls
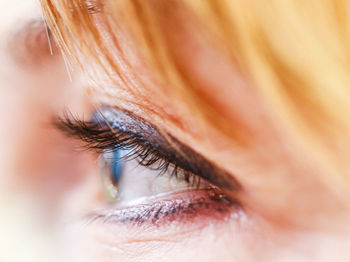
(90, 189), (242, 226)
(92, 106), (241, 192)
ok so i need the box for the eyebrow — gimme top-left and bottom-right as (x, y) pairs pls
(85, 1), (102, 14)
(56, 106), (241, 192)
(72, 0), (102, 14)
(8, 19), (57, 66)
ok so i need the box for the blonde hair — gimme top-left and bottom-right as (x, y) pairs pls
(41, 0), (350, 189)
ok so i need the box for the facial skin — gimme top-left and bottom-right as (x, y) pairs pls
(2, 1), (350, 262)
(55, 6), (350, 262)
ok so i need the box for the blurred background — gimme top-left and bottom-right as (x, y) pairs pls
(0, 1), (91, 261)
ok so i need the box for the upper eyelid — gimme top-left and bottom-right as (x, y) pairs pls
(93, 106), (159, 140)
(55, 107), (241, 193)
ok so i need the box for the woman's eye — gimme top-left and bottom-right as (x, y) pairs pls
(99, 148), (211, 205)
(55, 110), (241, 225)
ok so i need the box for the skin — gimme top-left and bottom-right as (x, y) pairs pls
(60, 5), (350, 261)
(2, 1), (350, 262)
(67, 30), (349, 262)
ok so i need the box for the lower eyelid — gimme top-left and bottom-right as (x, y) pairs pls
(88, 189), (243, 227)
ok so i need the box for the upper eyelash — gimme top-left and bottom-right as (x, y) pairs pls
(55, 115), (202, 186)
(54, 108), (241, 192)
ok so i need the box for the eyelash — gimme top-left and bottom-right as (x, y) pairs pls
(55, 115), (202, 187)
(55, 113), (243, 225)
(89, 190), (238, 226)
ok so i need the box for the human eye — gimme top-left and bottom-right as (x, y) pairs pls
(56, 106), (243, 226)
(99, 144), (212, 205)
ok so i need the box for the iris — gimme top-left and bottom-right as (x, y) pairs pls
(100, 149), (125, 202)
(110, 149), (124, 186)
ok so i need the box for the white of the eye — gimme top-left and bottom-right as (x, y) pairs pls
(116, 157), (205, 204)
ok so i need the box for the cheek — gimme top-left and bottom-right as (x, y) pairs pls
(55, 170), (253, 262)
(59, 217), (257, 262)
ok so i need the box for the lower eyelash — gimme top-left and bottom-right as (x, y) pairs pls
(87, 189), (243, 226)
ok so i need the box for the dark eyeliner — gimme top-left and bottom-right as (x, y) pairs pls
(55, 107), (241, 192)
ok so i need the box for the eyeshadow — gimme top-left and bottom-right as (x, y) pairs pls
(93, 106), (160, 144)
(89, 189), (243, 226)
(93, 106), (241, 192)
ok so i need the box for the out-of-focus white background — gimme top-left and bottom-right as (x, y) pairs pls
(0, 2), (54, 262)
(0, 0), (39, 31)
(0, 1), (88, 261)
